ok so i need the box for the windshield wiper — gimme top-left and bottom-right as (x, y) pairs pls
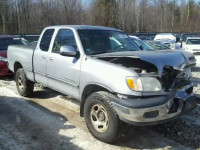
(90, 49), (139, 55)
(90, 51), (112, 55)
(90, 50), (121, 55)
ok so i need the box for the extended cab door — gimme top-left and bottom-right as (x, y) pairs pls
(46, 29), (81, 99)
(33, 29), (55, 86)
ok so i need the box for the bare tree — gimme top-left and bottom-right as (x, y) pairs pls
(0, 0), (7, 34)
(1, 0), (200, 34)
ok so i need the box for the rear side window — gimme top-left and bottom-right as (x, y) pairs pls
(40, 29), (54, 51)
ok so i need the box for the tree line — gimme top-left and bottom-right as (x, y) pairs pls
(0, 0), (200, 34)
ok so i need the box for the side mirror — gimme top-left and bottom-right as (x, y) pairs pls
(60, 45), (78, 57)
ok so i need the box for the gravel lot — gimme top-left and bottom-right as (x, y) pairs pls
(0, 66), (200, 150)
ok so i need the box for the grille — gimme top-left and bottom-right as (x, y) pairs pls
(193, 52), (200, 55)
(193, 49), (200, 51)
(164, 43), (171, 47)
(189, 57), (195, 60)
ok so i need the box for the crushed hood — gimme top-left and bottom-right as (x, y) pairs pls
(94, 51), (187, 76)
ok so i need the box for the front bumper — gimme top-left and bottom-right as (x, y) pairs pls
(111, 84), (199, 126)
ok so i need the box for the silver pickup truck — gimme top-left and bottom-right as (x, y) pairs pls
(8, 25), (198, 143)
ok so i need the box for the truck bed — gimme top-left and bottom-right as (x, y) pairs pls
(8, 45), (36, 81)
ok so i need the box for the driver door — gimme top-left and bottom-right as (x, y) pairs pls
(46, 29), (81, 99)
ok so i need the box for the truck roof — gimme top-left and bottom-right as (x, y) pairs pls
(46, 25), (121, 31)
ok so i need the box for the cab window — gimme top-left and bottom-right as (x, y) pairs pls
(52, 29), (77, 53)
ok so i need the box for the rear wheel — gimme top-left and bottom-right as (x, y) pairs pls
(84, 91), (122, 143)
(15, 68), (34, 97)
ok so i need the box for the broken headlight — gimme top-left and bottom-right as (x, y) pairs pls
(126, 77), (162, 92)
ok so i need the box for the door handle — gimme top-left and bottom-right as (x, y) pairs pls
(49, 57), (54, 61)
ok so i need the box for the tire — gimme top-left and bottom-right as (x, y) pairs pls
(15, 68), (34, 97)
(84, 91), (122, 143)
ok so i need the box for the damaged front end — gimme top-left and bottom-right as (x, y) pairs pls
(161, 65), (192, 92)
(159, 65), (196, 119)
(96, 50), (193, 93)
(95, 51), (198, 125)
(97, 55), (192, 93)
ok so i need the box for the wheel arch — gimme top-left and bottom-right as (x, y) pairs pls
(80, 84), (114, 117)
(14, 61), (24, 73)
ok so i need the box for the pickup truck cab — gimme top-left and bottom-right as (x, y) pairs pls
(8, 25), (199, 143)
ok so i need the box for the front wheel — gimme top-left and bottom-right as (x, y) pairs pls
(15, 68), (34, 97)
(84, 91), (122, 143)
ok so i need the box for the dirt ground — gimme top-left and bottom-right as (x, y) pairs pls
(0, 66), (200, 150)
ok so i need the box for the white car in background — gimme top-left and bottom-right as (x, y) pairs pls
(154, 33), (177, 49)
(182, 37), (200, 66)
(182, 37), (200, 54)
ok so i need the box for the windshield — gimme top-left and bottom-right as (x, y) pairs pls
(182, 34), (196, 42)
(78, 30), (140, 55)
(132, 38), (154, 51)
(0, 38), (24, 50)
(186, 39), (200, 45)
